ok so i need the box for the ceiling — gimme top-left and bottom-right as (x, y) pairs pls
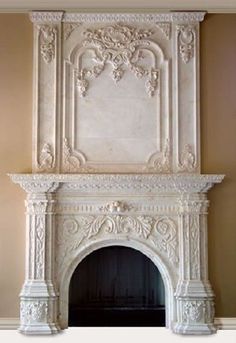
(0, 0), (236, 13)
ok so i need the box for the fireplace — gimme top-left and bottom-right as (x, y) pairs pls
(68, 246), (165, 327)
(9, 10), (224, 335)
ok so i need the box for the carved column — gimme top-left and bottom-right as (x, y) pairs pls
(174, 193), (216, 334)
(19, 181), (60, 334)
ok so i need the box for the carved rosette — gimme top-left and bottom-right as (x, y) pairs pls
(177, 25), (196, 64)
(38, 25), (57, 64)
(75, 24), (160, 97)
(56, 214), (179, 274)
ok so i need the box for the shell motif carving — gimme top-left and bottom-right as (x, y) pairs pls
(76, 24), (160, 97)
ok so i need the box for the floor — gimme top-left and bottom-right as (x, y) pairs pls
(1, 328), (236, 343)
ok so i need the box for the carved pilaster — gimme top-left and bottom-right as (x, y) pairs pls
(174, 194), (216, 334)
(19, 184), (60, 334)
(30, 12), (63, 173)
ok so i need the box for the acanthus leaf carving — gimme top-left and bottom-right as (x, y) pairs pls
(57, 215), (179, 271)
(75, 24), (159, 97)
(177, 25), (195, 64)
(38, 25), (57, 64)
(151, 217), (179, 264)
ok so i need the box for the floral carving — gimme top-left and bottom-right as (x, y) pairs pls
(75, 24), (159, 97)
(57, 215), (179, 270)
(183, 300), (205, 322)
(177, 25), (195, 64)
(35, 215), (45, 279)
(38, 25), (57, 63)
(178, 144), (196, 172)
(99, 201), (131, 213)
(156, 23), (171, 39)
(189, 214), (200, 279)
(20, 301), (48, 323)
(38, 143), (54, 172)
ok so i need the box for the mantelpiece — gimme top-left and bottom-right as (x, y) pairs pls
(9, 10), (224, 335)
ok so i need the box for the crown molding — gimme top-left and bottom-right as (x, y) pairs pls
(0, 1), (236, 13)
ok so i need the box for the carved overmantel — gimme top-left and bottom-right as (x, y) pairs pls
(9, 10), (225, 336)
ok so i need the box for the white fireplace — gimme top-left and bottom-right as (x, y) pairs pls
(10, 10), (224, 335)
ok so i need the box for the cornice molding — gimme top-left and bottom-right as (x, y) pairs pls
(28, 11), (206, 23)
(9, 173), (224, 194)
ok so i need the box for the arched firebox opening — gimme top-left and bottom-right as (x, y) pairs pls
(68, 246), (165, 326)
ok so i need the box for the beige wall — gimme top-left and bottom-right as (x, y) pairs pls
(0, 13), (236, 318)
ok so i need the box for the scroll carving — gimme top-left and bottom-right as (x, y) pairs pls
(57, 215), (179, 270)
(76, 24), (160, 97)
(145, 139), (171, 172)
(38, 25), (57, 64)
(62, 138), (95, 173)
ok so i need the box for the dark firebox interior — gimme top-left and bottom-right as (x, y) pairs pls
(69, 246), (165, 326)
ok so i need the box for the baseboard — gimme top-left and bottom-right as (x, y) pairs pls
(0, 318), (19, 330)
(214, 318), (236, 330)
(0, 317), (236, 330)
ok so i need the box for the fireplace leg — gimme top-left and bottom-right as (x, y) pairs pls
(19, 282), (61, 335)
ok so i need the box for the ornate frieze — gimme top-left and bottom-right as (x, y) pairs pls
(56, 214), (179, 271)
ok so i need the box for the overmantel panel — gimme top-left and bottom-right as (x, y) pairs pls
(30, 11), (205, 174)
